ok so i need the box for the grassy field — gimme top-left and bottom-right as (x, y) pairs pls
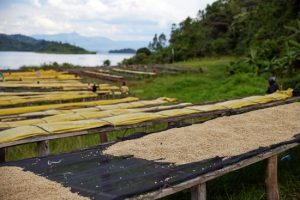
(130, 57), (267, 103)
(4, 56), (300, 200)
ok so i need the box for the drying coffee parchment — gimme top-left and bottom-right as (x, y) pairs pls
(104, 102), (300, 165)
(0, 166), (89, 200)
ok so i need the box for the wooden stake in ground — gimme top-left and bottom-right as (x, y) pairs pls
(266, 155), (279, 200)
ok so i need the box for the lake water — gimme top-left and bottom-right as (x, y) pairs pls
(0, 51), (134, 69)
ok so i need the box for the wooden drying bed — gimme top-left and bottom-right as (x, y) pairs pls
(74, 70), (125, 82)
(1, 138), (299, 200)
(0, 96), (299, 163)
(0, 96), (101, 109)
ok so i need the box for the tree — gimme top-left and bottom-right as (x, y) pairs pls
(148, 33), (167, 51)
(158, 33), (167, 48)
(136, 47), (151, 56)
(148, 34), (158, 51)
(103, 59), (111, 67)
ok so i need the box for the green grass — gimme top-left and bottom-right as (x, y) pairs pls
(131, 57), (267, 103)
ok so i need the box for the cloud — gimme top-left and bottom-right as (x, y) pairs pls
(0, 0), (216, 41)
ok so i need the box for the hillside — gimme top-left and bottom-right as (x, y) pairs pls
(109, 48), (136, 54)
(126, 0), (300, 65)
(0, 33), (95, 54)
(32, 32), (148, 52)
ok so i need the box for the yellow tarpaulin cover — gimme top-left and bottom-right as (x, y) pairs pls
(0, 119), (46, 128)
(0, 112), (165, 143)
(267, 88), (293, 100)
(0, 126), (48, 144)
(0, 79), (121, 92)
(133, 103), (192, 112)
(0, 97), (139, 116)
(3, 70), (79, 81)
(157, 108), (199, 117)
(0, 90), (294, 144)
(0, 99), (179, 127)
(103, 112), (165, 126)
(214, 99), (258, 109)
(96, 97), (176, 110)
(0, 92), (98, 106)
(2, 98), (176, 121)
(243, 95), (277, 104)
(39, 120), (109, 134)
(186, 104), (227, 112)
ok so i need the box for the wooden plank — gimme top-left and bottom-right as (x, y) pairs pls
(0, 148), (5, 163)
(266, 156), (279, 200)
(37, 140), (50, 156)
(191, 183), (206, 200)
(131, 143), (298, 199)
(0, 97), (299, 149)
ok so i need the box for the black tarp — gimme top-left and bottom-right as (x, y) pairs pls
(1, 135), (300, 200)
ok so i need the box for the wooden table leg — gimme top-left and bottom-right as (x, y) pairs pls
(266, 155), (279, 200)
(191, 183), (206, 200)
(0, 148), (5, 163)
(37, 140), (50, 157)
(100, 132), (108, 143)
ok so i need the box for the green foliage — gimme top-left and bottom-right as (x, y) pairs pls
(131, 58), (266, 103)
(103, 59), (111, 67)
(228, 38), (300, 79)
(37, 42), (94, 54)
(123, 47), (153, 65)
(109, 48), (136, 53)
(148, 33), (167, 51)
(136, 47), (151, 56)
(0, 33), (94, 54)
(124, 0), (300, 65)
(20, 62), (81, 71)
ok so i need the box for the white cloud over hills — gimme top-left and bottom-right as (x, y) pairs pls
(0, 0), (215, 41)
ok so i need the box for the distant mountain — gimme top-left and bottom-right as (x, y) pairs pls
(0, 33), (94, 54)
(32, 32), (148, 52)
(109, 48), (136, 54)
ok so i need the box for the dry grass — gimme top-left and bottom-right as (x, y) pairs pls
(104, 102), (300, 164)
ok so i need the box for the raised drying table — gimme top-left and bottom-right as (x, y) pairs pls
(0, 96), (299, 162)
(1, 137), (299, 200)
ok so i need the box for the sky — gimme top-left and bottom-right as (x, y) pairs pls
(0, 0), (216, 41)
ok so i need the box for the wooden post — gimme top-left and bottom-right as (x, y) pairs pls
(100, 132), (108, 143)
(265, 155), (279, 200)
(191, 183), (206, 200)
(37, 140), (50, 156)
(0, 148), (5, 163)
